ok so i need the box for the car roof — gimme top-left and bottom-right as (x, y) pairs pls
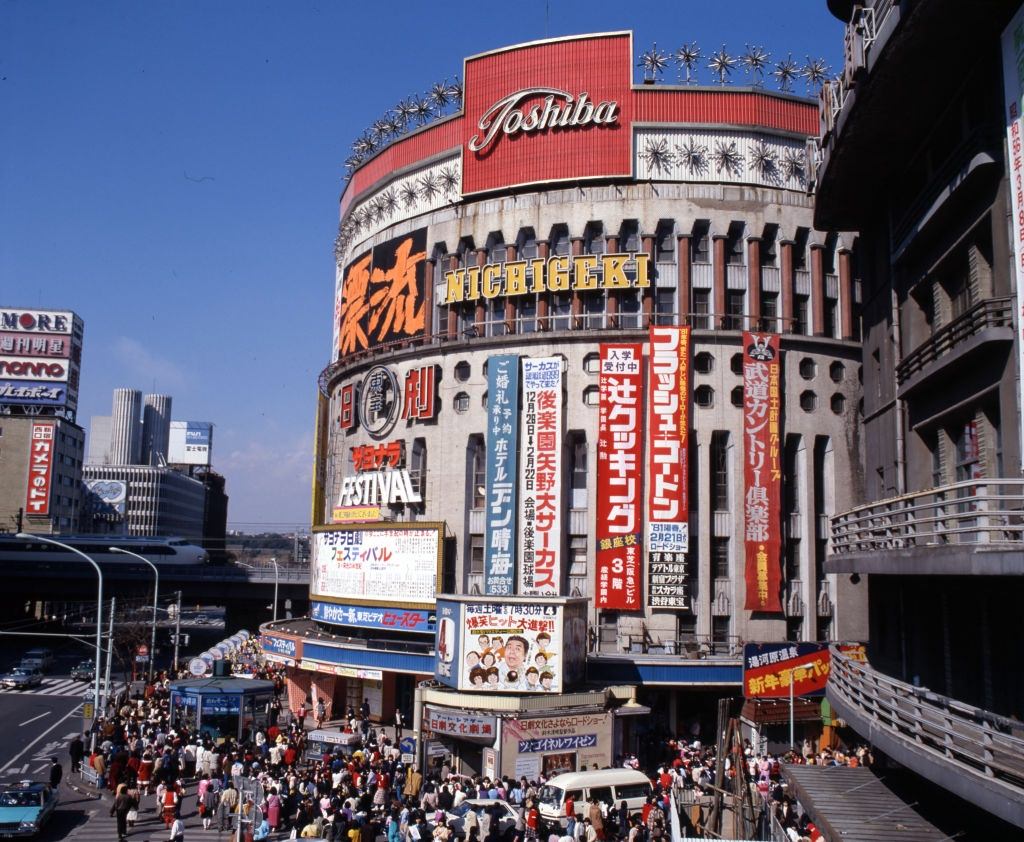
(4, 782), (47, 793)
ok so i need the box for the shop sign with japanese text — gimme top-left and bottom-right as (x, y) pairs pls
(310, 601), (435, 635)
(596, 344), (643, 610)
(25, 421), (55, 516)
(423, 706), (496, 742)
(743, 642), (829, 699)
(742, 333), (782, 612)
(518, 357), (562, 596)
(485, 355), (520, 595)
(647, 327), (690, 609)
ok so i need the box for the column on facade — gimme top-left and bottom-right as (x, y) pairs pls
(504, 244), (518, 334)
(536, 240), (551, 330)
(811, 243), (826, 337)
(642, 234), (655, 328)
(446, 255), (459, 341)
(606, 235), (620, 328)
(780, 240), (794, 334)
(747, 237), (762, 332)
(838, 247), (855, 340)
(571, 237), (584, 328)
(676, 234), (691, 326)
(475, 249), (487, 335)
(712, 235), (727, 330)
(696, 437), (713, 638)
(423, 258), (435, 341)
(286, 670), (313, 714)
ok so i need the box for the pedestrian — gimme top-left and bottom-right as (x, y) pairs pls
(316, 698), (327, 729)
(219, 780), (239, 830)
(297, 700), (308, 730)
(48, 757), (63, 789)
(169, 814), (185, 842)
(394, 708), (404, 740)
(110, 783), (134, 842)
(68, 735), (84, 774)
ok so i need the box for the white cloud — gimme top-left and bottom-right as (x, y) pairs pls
(218, 430), (313, 527)
(111, 336), (188, 390)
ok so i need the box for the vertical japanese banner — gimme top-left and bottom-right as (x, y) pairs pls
(1002, 7), (1024, 469)
(518, 357), (563, 596)
(596, 344), (644, 611)
(742, 332), (783, 612)
(25, 421), (55, 516)
(484, 355), (520, 595)
(647, 327), (690, 609)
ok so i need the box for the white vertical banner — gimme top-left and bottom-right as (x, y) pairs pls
(1002, 7), (1024, 470)
(518, 357), (563, 595)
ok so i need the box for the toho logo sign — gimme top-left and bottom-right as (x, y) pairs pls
(468, 87), (619, 155)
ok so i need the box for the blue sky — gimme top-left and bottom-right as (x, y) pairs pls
(0, 1), (843, 530)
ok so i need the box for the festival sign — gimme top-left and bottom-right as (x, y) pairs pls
(333, 439), (423, 522)
(518, 357), (563, 596)
(484, 355), (520, 595)
(25, 421), (55, 516)
(336, 228), (428, 359)
(311, 523), (443, 608)
(742, 332), (783, 613)
(596, 344), (644, 611)
(647, 326), (690, 609)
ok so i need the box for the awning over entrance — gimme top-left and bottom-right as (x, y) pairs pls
(782, 765), (948, 842)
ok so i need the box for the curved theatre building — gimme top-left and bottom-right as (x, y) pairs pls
(268, 31), (869, 775)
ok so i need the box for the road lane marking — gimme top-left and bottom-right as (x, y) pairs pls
(19, 711), (50, 727)
(0, 705), (81, 774)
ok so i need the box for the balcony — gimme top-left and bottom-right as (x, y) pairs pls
(827, 644), (1024, 829)
(896, 297), (1014, 394)
(828, 479), (1024, 576)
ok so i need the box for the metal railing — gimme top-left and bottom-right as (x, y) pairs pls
(830, 479), (1024, 554)
(828, 644), (1024, 792)
(896, 297), (1014, 385)
(594, 631), (742, 658)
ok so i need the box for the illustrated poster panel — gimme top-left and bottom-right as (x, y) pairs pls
(742, 332), (783, 612)
(484, 355), (520, 595)
(313, 526), (438, 606)
(595, 344), (644, 610)
(518, 357), (563, 596)
(647, 326), (690, 609)
(460, 602), (563, 693)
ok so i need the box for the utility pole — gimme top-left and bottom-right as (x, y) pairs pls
(103, 597), (115, 713)
(172, 590), (182, 674)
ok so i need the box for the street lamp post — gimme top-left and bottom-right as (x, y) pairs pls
(109, 547), (159, 684)
(17, 533), (103, 745)
(270, 556), (279, 622)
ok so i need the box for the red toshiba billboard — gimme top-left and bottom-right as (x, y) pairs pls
(461, 32), (633, 196)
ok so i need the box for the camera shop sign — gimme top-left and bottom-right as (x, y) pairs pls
(333, 439), (422, 522)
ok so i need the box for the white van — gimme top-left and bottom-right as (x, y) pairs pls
(536, 768), (654, 828)
(20, 648), (54, 673)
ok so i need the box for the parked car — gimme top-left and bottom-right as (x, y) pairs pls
(1, 667), (44, 690)
(429, 799), (519, 841)
(0, 781), (58, 837)
(70, 661), (95, 682)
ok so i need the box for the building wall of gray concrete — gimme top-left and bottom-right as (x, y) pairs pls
(142, 394), (172, 466)
(109, 387), (141, 465)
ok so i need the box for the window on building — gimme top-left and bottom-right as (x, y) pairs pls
(619, 291), (641, 329)
(825, 298), (838, 338)
(794, 295), (810, 335)
(655, 222), (675, 263)
(692, 289), (710, 329)
(731, 386), (744, 407)
(800, 391), (818, 412)
(655, 288), (675, 325)
(584, 293), (605, 330)
(785, 538), (801, 581)
(584, 222), (605, 255)
(761, 224), (779, 267)
(469, 535), (484, 575)
(551, 224), (570, 256)
(761, 292), (779, 332)
(570, 435), (588, 509)
(519, 295), (537, 334)
(785, 618), (802, 642)
(954, 420), (981, 481)
(830, 393), (846, 414)
(569, 536), (588, 597)
(799, 358), (816, 379)
(725, 221), (745, 265)
(552, 293), (572, 331)
(711, 537), (729, 579)
(691, 220), (711, 264)
(829, 361), (845, 382)
(619, 220), (640, 253)
(583, 385), (600, 407)
(710, 431), (730, 512)
(793, 228), (809, 270)
(454, 392), (470, 413)
(695, 385), (715, 408)
(470, 436), (486, 509)
(410, 438), (426, 497)
(730, 353), (744, 375)
(724, 290), (745, 330)
(712, 617), (730, 646)
(454, 360), (471, 381)
(584, 353), (600, 374)
(694, 352), (714, 374)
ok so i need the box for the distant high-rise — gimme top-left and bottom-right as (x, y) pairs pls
(109, 388), (141, 465)
(141, 394), (172, 466)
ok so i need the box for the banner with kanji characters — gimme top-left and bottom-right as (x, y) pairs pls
(518, 357), (563, 596)
(647, 326), (690, 609)
(742, 332), (783, 612)
(484, 355), (520, 595)
(743, 642), (829, 698)
(596, 344), (644, 610)
(335, 228), (427, 357)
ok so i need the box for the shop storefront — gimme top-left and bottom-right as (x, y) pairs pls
(169, 678), (276, 742)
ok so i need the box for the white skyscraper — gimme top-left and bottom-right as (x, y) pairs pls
(141, 394), (172, 466)
(109, 387), (141, 465)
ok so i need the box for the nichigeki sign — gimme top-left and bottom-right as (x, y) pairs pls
(742, 332), (783, 612)
(647, 327), (691, 610)
(434, 597), (587, 694)
(311, 523), (443, 608)
(596, 344), (644, 611)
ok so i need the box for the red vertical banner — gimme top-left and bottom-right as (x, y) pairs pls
(647, 326), (690, 609)
(596, 344), (644, 611)
(742, 332), (783, 612)
(25, 421), (55, 516)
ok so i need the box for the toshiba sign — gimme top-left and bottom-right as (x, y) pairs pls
(461, 32), (633, 195)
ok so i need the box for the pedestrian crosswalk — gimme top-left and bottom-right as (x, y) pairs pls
(0, 677), (91, 697)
